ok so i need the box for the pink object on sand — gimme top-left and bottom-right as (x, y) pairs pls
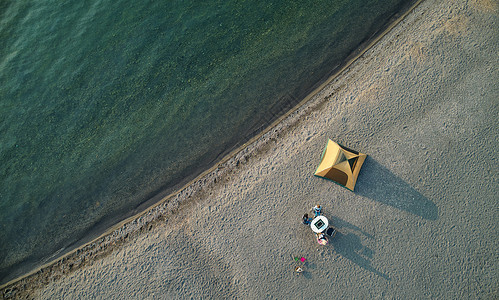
(300, 257), (306, 262)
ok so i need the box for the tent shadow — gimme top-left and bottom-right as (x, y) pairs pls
(355, 158), (438, 220)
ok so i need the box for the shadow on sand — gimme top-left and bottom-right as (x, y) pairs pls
(329, 216), (389, 280)
(355, 158), (438, 220)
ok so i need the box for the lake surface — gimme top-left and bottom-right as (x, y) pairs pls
(0, 0), (414, 284)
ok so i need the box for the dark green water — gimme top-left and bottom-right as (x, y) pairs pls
(0, 0), (414, 284)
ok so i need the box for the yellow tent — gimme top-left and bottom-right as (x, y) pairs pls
(314, 139), (367, 191)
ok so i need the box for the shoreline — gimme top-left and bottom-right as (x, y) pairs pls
(0, 0), (425, 294)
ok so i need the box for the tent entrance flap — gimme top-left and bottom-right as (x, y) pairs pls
(314, 139), (367, 191)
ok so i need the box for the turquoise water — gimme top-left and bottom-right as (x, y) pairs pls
(0, 0), (413, 283)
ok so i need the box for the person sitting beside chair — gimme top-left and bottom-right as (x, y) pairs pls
(316, 232), (328, 245)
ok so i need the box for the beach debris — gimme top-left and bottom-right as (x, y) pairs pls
(294, 266), (304, 274)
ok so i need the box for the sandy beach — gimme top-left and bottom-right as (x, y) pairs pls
(1, 0), (498, 298)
